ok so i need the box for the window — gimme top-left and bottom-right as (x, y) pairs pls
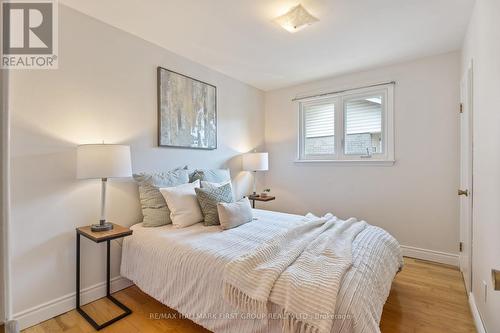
(298, 84), (394, 163)
(303, 98), (336, 156)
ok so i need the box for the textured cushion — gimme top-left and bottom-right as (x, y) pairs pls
(190, 169), (231, 183)
(195, 182), (234, 226)
(217, 197), (254, 230)
(160, 180), (203, 228)
(200, 180), (235, 198)
(133, 169), (189, 227)
(201, 179), (233, 191)
(200, 180), (229, 187)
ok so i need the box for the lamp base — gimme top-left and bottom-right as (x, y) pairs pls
(91, 222), (113, 232)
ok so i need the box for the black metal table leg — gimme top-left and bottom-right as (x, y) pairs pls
(76, 233), (80, 308)
(76, 232), (132, 331)
(252, 199), (256, 208)
(106, 240), (110, 296)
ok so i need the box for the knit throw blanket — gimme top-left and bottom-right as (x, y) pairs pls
(223, 213), (367, 333)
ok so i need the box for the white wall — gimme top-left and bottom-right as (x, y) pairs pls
(8, 5), (264, 328)
(264, 52), (461, 256)
(462, 0), (500, 331)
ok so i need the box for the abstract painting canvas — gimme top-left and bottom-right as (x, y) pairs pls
(157, 67), (217, 149)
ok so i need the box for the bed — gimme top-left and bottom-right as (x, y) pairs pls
(120, 209), (403, 333)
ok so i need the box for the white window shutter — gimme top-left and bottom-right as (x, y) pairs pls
(304, 103), (335, 138)
(345, 99), (382, 135)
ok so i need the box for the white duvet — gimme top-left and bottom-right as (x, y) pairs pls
(121, 209), (403, 333)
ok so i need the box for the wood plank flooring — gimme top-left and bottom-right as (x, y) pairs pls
(380, 258), (476, 333)
(23, 257), (476, 333)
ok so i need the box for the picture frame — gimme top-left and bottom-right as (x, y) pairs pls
(157, 66), (217, 149)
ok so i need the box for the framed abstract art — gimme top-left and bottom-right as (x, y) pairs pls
(157, 67), (217, 149)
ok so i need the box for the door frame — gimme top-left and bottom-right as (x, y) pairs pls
(459, 60), (474, 293)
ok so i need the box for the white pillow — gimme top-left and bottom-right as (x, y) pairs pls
(160, 180), (203, 228)
(217, 197), (254, 230)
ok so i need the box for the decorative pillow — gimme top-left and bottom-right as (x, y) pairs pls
(217, 197), (254, 230)
(200, 180), (229, 187)
(201, 179), (234, 193)
(133, 169), (189, 227)
(190, 169), (231, 183)
(195, 182), (234, 226)
(160, 180), (203, 228)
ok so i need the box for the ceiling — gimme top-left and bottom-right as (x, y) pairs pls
(60, 0), (475, 91)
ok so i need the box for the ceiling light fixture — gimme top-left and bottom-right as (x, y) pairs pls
(274, 4), (319, 33)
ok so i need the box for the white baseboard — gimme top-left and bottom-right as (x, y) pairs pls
(469, 292), (487, 333)
(13, 276), (133, 330)
(401, 245), (459, 266)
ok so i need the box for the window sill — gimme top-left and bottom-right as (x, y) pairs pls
(294, 159), (395, 166)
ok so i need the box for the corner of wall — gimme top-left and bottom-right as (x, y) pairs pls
(1, 68), (10, 324)
(0, 69), (4, 325)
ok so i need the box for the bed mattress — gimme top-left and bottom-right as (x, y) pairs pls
(120, 209), (402, 333)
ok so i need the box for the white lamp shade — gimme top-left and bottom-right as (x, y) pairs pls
(77, 144), (132, 179)
(242, 152), (269, 171)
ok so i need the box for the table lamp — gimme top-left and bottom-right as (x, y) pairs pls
(77, 144), (132, 231)
(242, 152), (269, 195)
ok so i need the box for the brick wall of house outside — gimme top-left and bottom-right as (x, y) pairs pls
(345, 133), (372, 154)
(305, 136), (335, 154)
(305, 133), (382, 155)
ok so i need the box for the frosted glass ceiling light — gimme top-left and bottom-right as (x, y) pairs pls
(274, 4), (319, 33)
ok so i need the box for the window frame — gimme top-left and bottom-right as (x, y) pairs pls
(298, 96), (340, 161)
(297, 84), (395, 165)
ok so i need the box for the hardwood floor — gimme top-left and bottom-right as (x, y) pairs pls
(23, 257), (476, 333)
(380, 258), (476, 333)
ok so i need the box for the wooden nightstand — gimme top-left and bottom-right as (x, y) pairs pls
(76, 223), (133, 330)
(248, 194), (276, 208)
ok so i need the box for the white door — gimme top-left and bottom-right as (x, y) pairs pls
(459, 63), (473, 293)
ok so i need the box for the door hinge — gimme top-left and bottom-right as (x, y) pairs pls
(460, 103), (463, 113)
(459, 242), (463, 252)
